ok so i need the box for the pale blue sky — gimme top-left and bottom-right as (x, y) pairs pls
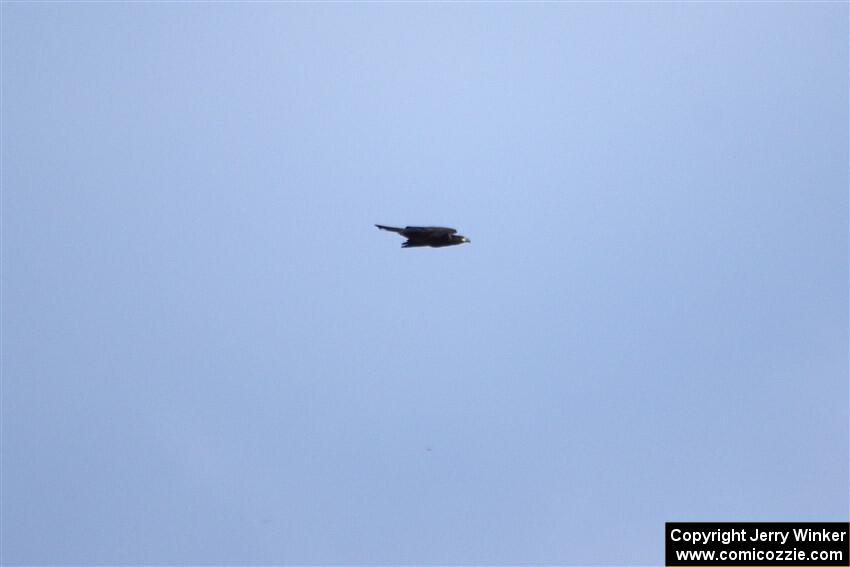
(2, 2), (847, 565)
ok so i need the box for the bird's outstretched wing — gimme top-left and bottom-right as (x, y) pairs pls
(375, 224), (405, 233)
(403, 226), (457, 237)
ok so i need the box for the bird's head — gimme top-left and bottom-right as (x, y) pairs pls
(452, 234), (471, 245)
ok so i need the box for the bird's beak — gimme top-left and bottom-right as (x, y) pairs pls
(463, 237), (471, 243)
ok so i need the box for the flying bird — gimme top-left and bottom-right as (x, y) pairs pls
(376, 225), (471, 248)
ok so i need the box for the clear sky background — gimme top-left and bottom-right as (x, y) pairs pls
(2, 2), (847, 565)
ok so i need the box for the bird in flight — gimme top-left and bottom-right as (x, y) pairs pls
(376, 225), (471, 248)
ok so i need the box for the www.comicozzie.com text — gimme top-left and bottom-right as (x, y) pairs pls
(674, 547), (845, 563)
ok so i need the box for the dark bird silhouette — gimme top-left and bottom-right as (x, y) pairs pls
(376, 225), (471, 248)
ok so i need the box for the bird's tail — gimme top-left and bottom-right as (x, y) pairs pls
(375, 224), (404, 233)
